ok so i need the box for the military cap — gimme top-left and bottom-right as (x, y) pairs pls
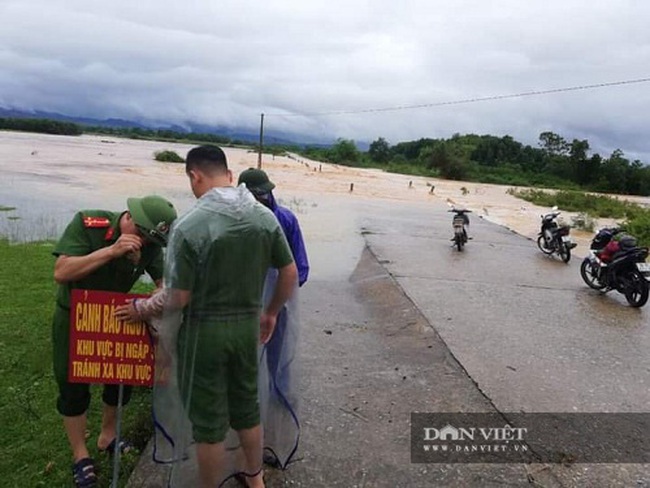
(127, 195), (177, 246)
(238, 168), (276, 196)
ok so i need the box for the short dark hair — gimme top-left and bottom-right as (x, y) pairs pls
(186, 145), (228, 175)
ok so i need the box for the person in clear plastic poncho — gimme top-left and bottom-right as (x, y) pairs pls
(238, 168), (309, 470)
(116, 146), (297, 488)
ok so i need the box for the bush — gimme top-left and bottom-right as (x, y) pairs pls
(154, 150), (184, 163)
(571, 213), (596, 233)
(621, 209), (650, 248)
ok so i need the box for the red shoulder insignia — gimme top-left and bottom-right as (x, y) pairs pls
(83, 216), (111, 228)
(104, 227), (115, 240)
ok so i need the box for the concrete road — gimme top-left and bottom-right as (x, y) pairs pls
(361, 201), (649, 413)
(128, 196), (649, 488)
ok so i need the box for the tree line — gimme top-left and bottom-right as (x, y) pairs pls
(0, 117), (82, 136)
(296, 132), (650, 197)
(86, 126), (242, 145)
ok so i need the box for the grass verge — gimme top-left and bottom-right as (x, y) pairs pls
(507, 189), (642, 218)
(509, 189), (650, 247)
(0, 240), (154, 487)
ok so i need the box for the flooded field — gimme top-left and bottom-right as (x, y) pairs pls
(1, 131), (648, 260)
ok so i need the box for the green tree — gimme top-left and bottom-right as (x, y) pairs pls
(584, 153), (603, 186)
(368, 137), (391, 164)
(538, 131), (569, 156)
(569, 139), (591, 185)
(471, 135), (524, 167)
(597, 149), (629, 193)
(392, 138), (435, 160)
(428, 142), (469, 180)
(624, 160), (650, 196)
(328, 138), (359, 164)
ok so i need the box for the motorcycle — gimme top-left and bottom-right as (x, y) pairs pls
(580, 228), (650, 307)
(537, 207), (576, 263)
(449, 208), (471, 251)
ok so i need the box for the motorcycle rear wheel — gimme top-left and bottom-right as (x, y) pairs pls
(559, 242), (571, 263)
(580, 258), (607, 290)
(536, 235), (553, 255)
(624, 270), (649, 308)
(455, 234), (463, 251)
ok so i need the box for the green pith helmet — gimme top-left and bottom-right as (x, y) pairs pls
(237, 168), (276, 196)
(127, 195), (177, 246)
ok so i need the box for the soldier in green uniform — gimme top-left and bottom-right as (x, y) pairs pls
(51, 195), (177, 488)
(115, 146), (297, 488)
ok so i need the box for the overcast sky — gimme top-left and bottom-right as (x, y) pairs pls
(2, 0), (650, 160)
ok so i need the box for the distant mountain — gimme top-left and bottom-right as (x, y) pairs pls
(0, 107), (151, 129)
(0, 107), (342, 148)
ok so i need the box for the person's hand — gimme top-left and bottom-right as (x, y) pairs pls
(126, 249), (141, 265)
(114, 300), (140, 322)
(259, 311), (277, 344)
(111, 234), (144, 259)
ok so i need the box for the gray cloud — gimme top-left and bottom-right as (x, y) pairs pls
(1, 0), (650, 160)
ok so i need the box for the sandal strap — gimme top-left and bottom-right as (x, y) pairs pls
(103, 438), (134, 455)
(72, 458), (97, 487)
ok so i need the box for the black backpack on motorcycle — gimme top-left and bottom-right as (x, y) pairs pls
(618, 234), (637, 251)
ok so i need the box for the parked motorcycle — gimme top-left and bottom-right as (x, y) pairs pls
(580, 228), (650, 307)
(449, 208), (471, 251)
(537, 207), (576, 263)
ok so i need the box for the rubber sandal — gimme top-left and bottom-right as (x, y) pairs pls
(263, 452), (281, 468)
(72, 458), (97, 488)
(99, 438), (134, 456)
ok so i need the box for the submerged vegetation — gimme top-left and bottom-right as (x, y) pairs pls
(510, 188), (650, 247)
(154, 150), (184, 163)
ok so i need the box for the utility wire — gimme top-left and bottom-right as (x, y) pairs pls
(265, 77), (650, 117)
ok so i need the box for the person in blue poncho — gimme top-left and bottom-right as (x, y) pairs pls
(238, 168), (309, 287)
(238, 168), (309, 469)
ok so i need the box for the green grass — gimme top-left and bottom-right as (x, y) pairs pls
(0, 240), (155, 487)
(509, 189), (641, 219)
(509, 189), (650, 247)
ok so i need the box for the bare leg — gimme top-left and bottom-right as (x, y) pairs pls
(196, 442), (226, 488)
(237, 425), (264, 488)
(97, 403), (117, 450)
(63, 414), (90, 462)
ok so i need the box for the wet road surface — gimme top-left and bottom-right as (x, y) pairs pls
(128, 197), (648, 487)
(361, 201), (649, 413)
